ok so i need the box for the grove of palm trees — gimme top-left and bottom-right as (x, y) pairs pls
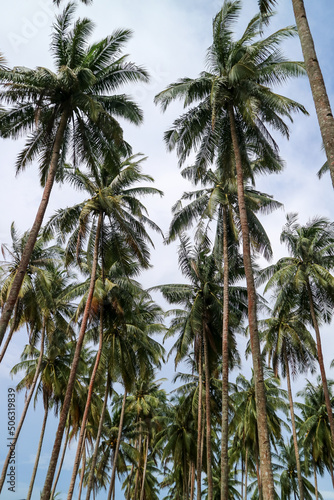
(0, 1), (334, 499)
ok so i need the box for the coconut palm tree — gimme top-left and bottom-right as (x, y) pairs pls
(259, 213), (334, 448)
(274, 437), (321, 500)
(0, 224), (63, 362)
(155, 3), (307, 496)
(296, 378), (334, 497)
(41, 154), (162, 499)
(258, 0), (334, 188)
(229, 369), (289, 499)
(259, 308), (317, 500)
(0, 1), (149, 345)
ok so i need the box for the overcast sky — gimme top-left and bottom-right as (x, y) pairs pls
(1, 1), (334, 499)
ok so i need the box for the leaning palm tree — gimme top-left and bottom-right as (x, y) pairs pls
(155, 2), (307, 496)
(258, 0), (334, 188)
(0, 2), (149, 344)
(259, 213), (334, 448)
(41, 154), (162, 499)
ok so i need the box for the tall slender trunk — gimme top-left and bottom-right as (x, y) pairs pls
(196, 342), (203, 500)
(0, 321), (45, 492)
(255, 454), (262, 500)
(190, 461), (195, 500)
(134, 424), (143, 500)
(313, 460), (318, 500)
(126, 464), (135, 500)
(283, 346), (304, 500)
(41, 212), (103, 500)
(0, 301), (19, 363)
(108, 390), (127, 500)
(221, 204), (230, 500)
(51, 420), (71, 500)
(291, 0), (334, 188)
(0, 110), (69, 346)
(244, 447), (248, 500)
(26, 403), (49, 500)
(67, 302), (104, 500)
(85, 372), (111, 500)
(203, 326), (213, 500)
(78, 439), (86, 500)
(306, 280), (334, 445)
(229, 103), (275, 500)
(139, 436), (149, 500)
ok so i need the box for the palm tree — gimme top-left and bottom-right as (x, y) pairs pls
(155, 3), (307, 496)
(229, 369), (289, 499)
(41, 154), (162, 499)
(0, 224), (63, 362)
(259, 213), (334, 447)
(259, 309), (317, 500)
(296, 378), (334, 497)
(258, 0), (334, 188)
(274, 437), (321, 500)
(0, 2), (149, 344)
(167, 163), (281, 499)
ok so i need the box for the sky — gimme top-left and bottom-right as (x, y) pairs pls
(1, 0), (334, 498)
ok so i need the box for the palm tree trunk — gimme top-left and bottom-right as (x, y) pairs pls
(67, 310), (104, 500)
(0, 320), (45, 493)
(291, 0), (334, 188)
(244, 447), (248, 500)
(221, 204), (230, 500)
(306, 280), (334, 445)
(283, 346), (304, 500)
(229, 103), (275, 500)
(139, 436), (149, 500)
(78, 441), (86, 500)
(51, 420), (71, 500)
(26, 403), (49, 500)
(196, 342), (203, 500)
(85, 372), (111, 500)
(41, 212), (103, 500)
(0, 301), (19, 363)
(134, 424), (143, 500)
(108, 390), (127, 500)
(190, 461), (195, 500)
(255, 454), (262, 500)
(0, 110), (69, 346)
(126, 464), (135, 500)
(313, 460), (318, 500)
(203, 326), (213, 500)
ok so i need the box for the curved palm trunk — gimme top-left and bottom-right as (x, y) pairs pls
(221, 205), (230, 500)
(26, 403), (49, 500)
(306, 280), (334, 445)
(196, 341), (203, 500)
(67, 311), (104, 500)
(0, 301), (19, 363)
(85, 372), (111, 500)
(229, 104), (275, 500)
(41, 212), (103, 500)
(139, 436), (149, 500)
(291, 0), (334, 188)
(51, 420), (71, 500)
(108, 390), (127, 500)
(203, 326), (213, 500)
(283, 346), (304, 500)
(0, 321), (45, 493)
(0, 110), (69, 347)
